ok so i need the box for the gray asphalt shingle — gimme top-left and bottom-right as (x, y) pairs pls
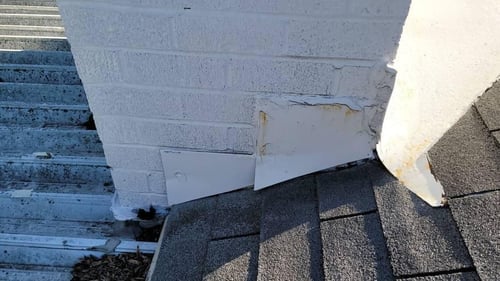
(203, 235), (259, 281)
(428, 106), (500, 197)
(210, 189), (261, 240)
(151, 197), (216, 281)
(370, 163), (474, 277)
(321, 213), (393, 281)
(151, 159), (490, 281)
(257, 176), (323, 281)
(317, 165), (377, 220)
(492, 131), (500, 146)
(476, 80), (500, 131)
(449, 191), (500, 281)
(403, 271), (480, 281)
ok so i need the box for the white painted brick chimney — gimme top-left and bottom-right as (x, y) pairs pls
(57, 0), (411, 217)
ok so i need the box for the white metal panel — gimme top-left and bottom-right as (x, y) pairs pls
(377, 0), (500, 206)
(161, 150), (255, 205)
(254, 95), (373, 190)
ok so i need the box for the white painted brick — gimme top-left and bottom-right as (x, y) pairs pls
(337, 66), (375, 99)
(100, 0), (406, 18)
(88, 0), (349, 16)
(229, 59), (338, 95)
(115, 190), (168, 208)
(287, 20), (404, 59)
(58, 0), (401, 212)
(227, 127), (255, 152)
(349, 0), (411, 18)
(122, 52), (228, 89)
(112, 169), (166, 194)
(85, 85), (255, 124)
(184, 91), (255, 124)
(219, 0), (349, 16)
(103, 144), (163, 171)
(59, 5), (173, 49)
(72, 48), (122, 83)
(175, 15), (287, 55)
(366, 66), (396, 135)
(96, 116), (255, 154)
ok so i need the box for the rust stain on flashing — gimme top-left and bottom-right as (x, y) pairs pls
(393, 139), (433, 179)
(259, 111), (268, 127)
(316, 104), (345, 111)
(258, 111), (269, 158)
(259, 143), (270, 157)
(344, 107), (357, 117)
(313, 103), (362, 118)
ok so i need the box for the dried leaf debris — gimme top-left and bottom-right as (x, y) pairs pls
(71, 250), (152, 281)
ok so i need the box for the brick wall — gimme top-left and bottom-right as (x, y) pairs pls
(58, 0), (410, 212)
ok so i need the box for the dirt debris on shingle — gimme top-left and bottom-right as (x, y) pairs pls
(321, 213), (393, 281)
(370, 163), (474, 277)
(316, 164), (377, 220)
(449, 191), (500, 281)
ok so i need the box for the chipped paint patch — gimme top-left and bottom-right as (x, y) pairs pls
(5, 189), (33, 198)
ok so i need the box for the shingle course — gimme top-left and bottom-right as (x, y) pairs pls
(203, 235), (260, 281)
(316, 165), (377, 220)
(210, 189), (261, 240)
(321, 213), (393, 281)
(257, 176), (324, 281)
(428, 106), (500, 197)
(151, 197), (216, 281)
(370, 163), (474, 277)
(402, 271), (480, 281)
(449, 191), (500, 281)
(476, 80), (500, 131)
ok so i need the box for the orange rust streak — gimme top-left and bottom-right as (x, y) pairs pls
(259, 111), (268, 127)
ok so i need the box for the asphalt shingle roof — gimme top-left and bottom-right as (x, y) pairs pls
(476, 81), (500, 131)
(321, 212), (392, 280)
(150, 81), (499, 281)
(371, 164), (474, 277)
(428, 106), (499, 197)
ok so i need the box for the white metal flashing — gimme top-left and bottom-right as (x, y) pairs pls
(377, 0), (500, 206)
(0, 233), (157, 254)
(254, 95), (374, 190)
(162, 150), (255, 205)
(159, 95), (377, 205)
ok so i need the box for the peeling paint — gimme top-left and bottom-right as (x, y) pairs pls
(286, 95), (364, 111)
(6, 189), (33, 198)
